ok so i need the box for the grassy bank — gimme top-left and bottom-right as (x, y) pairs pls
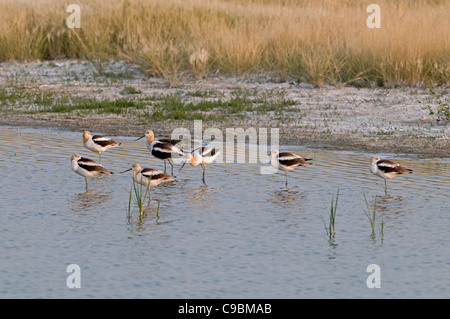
(0, 0), (448, 87)
(0, 59), (448, 157)
(0, 82), (297, 121)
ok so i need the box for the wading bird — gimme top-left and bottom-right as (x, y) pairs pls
(370, 156), (413, 192)
(121, 163), (175, 187)
(179, 146), (221, 183)
(71, 154), (113, 191)
(270, 150), (313, 186)
(135, 129), (184, 175)
(83, 131), (121, 163)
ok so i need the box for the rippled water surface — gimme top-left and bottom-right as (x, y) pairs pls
(0, 126), (449, 298)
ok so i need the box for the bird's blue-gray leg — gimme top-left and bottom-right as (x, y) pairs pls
(169, 160), (174, 176)
(285, 170), (289, 186)
(202, 164), (206, 183)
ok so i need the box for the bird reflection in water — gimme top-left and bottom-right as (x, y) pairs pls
(69, 190), (113, 213)
(364, 192), (406, 229)
(126, 200), (176, 235)
(271, 186), (305, 205)
(128, 199), (161, 224)
(185, 184), (218, 209)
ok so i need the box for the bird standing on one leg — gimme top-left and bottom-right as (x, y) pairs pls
(370, 156), (413, 192)
(179, 146), (221, 183)
(83, 131), (121, 164)
(270, 150), (313, 186)
(71, 154), (113, 191)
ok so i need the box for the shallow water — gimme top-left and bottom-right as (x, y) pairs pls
(0, 126), (449, 298)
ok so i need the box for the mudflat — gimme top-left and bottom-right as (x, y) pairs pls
(0, 60), (448, 157)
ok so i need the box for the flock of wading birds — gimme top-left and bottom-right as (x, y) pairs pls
(71, 129), (413, 194)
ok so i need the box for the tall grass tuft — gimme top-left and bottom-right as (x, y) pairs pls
(126, 178), (152, 222)
(0, 0), (448, 86)
(321, 189), (339, 241)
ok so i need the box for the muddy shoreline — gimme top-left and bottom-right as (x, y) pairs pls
(0, 60), (448, 158)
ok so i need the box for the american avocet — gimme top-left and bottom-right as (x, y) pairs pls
(135, 129), (184, 175)
(83, 131), (121, 163)
(121, 163), (175, 187)
(370, 156), (413, 192)
(179, 146), (221, 183)
(270, 150), (313, 186)
(71, 154), (113, 191)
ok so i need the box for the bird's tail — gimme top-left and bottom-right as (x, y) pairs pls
(400, 168), (413, 174)
(101, 167), (113, 175)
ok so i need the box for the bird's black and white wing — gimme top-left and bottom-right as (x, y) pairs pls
(278, 152), (312, 167)
(377, 159), (412, 174)
(141, 168), (173, 180)
(152, 141), (185, 160)
(376, 159), (402, 173)
(193, 146), (218, 157)
(78, 157), (112, 174)
(159, 138), (181, 145)
(92, 135), (120, 147)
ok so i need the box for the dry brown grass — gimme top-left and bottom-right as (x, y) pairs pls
(0, 0), (448, 86)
